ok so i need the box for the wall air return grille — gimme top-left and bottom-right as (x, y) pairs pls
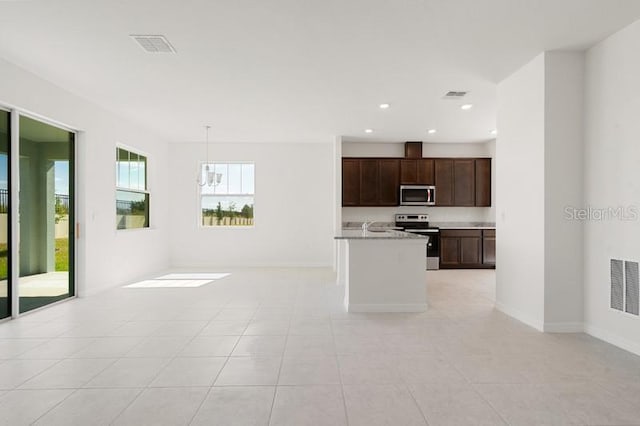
(130, 35), (176, 53)
(611, 259), (624, 311)
(625, 261), (639, 315)
(610, 259), (640, 316)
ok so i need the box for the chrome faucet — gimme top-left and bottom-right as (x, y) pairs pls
(362, 221), (375, 232)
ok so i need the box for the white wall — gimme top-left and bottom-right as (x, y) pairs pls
(341, 141), (496, 224)
(341, 141), (492, 159)
(496, 51), (586, 332)
(168, 142), (334, 268)
(342, 206), (494, 224)
(584, 20), (640, 354)
(496, 53), (547, 330)
(333, 136), (343, 271)
(543, 52), (585, 330)
(0, 58), (171, 296)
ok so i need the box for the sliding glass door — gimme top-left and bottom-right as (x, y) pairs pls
(18, 116), (74, 313)
(0, 110), (9, 320)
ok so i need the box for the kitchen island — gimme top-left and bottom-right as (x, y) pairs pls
(335, 229), (428, 312)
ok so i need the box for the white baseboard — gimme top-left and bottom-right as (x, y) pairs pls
(347, 303), (428, 313)
(543, 322), (584, 333)
(494, 301), (544, 331)
(169, 262), (333, 269)
(584, 323), (640, 357)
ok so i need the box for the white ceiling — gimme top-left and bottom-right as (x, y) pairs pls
(1, 0), (640, 144)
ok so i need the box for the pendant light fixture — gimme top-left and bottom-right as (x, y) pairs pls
(197, 125), (222, 187)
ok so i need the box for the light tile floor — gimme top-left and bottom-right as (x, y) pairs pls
(0, 268), (639, 425)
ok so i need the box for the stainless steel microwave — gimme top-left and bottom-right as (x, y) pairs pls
(399, 185), (436, 206)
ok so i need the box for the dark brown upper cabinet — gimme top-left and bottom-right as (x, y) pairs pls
(404, 142), (422, 158)
(359, 159), (379, 205)
(342, 158), (399, 206)
(342, 159), (360, 206)
(400, 159), (435, 185)
(434, 159), (454, 206)
(453, 159), (475, 206)
(343, 157), (490, 207)
(435, 158), (491, 207)
(400, 160), (418, 184)
(475, 158), (491, 207)
(417, 159), (435, 185)
(378, 159), (400, 205)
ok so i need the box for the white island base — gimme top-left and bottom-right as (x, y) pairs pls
(337, 232), (427, 313)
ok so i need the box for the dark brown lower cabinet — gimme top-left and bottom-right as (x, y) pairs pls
(440, 229), (495, 269)
(440, 236), (461, 268)
(482, 229), (496, 266)
(460, 236), (481, 264)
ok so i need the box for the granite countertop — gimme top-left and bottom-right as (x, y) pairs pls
(335, 229), (428, 240)
(430, 221), (496, 229)
(341, 222), (400, 230)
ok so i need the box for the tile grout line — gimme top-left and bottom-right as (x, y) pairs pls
(27, 356), (120, 424)
(10, 357), (66, 390)
(266, 302), (292, 426)
(405, 384), (432, 426)
(467, 382), (512, 426)
(5, 270), (640, 425)
(329, 309), (351, 426)
(108, 316), (214, 424)
(185, 325), (248, 425)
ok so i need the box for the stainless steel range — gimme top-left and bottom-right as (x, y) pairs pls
(395, 214), (440, 270)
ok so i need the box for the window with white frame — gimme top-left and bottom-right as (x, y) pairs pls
(116, 147), (149, 229)
(200, 162), (254, 227)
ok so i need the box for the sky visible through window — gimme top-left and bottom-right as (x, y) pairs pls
(0, 156), (68, 194)
(0, 154), (6, 190)
(116, 148), (147, 202)
(55, 161), (69, 195)
(201, 163), (254, 211)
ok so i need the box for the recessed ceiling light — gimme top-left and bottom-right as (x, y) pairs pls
(364, 129), (374, 133)
(428, 129), (437, 134)
(379, 103), (390, 109)
(490, 129), (497, 135)
(461, 104), (473, 110)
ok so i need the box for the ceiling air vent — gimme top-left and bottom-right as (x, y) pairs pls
(130, 35), (176, 53)
(442, 91), (468, 99)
